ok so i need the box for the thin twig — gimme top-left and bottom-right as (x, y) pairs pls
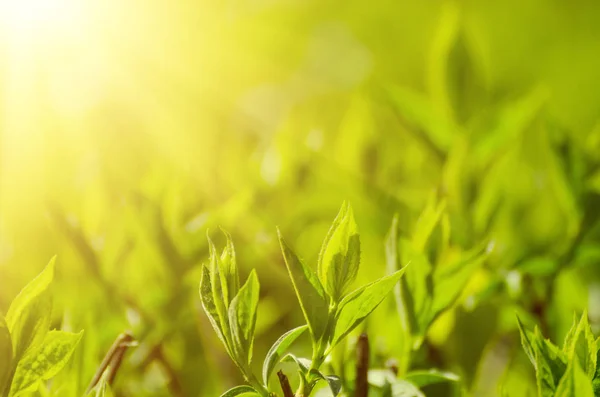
(355, 333), (370, 397)
(277, 370), (294, 397)
(86, 332), (136, 394)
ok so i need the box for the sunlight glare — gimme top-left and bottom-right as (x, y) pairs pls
(0, 0), (82, 39)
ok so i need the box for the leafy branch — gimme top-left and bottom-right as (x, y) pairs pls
(199, 202), (405, 397)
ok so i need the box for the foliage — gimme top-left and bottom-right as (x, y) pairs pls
(0, 259), (83, 397)
(200, 203), (405, 396)
(2, 1), (600, 396)
(517, 312), (599, 397)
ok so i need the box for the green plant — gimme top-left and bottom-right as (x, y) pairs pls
(199, 202), (405, 397)
(517, 312), (600, 397)
(0, 258), (83, 397)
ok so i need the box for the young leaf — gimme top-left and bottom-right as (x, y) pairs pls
(516, 316), (536, 367)
(318, 202), (361, 302)
(229, 270), (260, 365)
(262, 325), (308, 386)
(6, 259), (56, 362)
(536, 345), (557, 397)
(9, 330), (83, 397)
(565, 312), (597, 379)
(309, 369), (342, 396)
(208, 238), (233, 340)
(330, 269), (406, 349)
(278, 229), (329, 341)
(517, 317), (567, 391)
(0, 316), (13, 395)
(554, 360), (594, 397)
(403, 369), (459, 387)
(219, 385), (258, 397)
(199, 265), (233, 358)
(562, 313), (578, 354)
(281, 354), (312, 375)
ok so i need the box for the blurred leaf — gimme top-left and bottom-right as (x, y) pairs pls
(6, 258), (55, 362)
(368, 369), (396, 388)
(387, 85), (457, 156)
(9, 330), (83, 397)
(403, 369), (459, 387)
(278, 229), (329, 341)
(390, 379), (425, 397)
(396, 240), (433, 347)
(262, 325), (308, 386)
(86, 376), (115, 397)
(318, 202), (360, 302)
(0, 316), (13, 395)
(330, 269), (405, 349)
(431, 242), (488, 317)
(411, 198), (446, 252)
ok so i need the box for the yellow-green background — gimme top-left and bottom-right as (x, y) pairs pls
(1, 0), (600, 395)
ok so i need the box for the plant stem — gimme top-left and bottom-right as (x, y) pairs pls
(277, 370), (294, 397)
(86, 332), (136, 394)
(355, 333), (370, 397)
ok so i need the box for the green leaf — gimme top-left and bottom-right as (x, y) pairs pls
(411, 198), (446, 252)
(386, 85), (456, 156)
(536, 345), (557, 397)
(330, 269), (406, 348)
(397, 239), (433, 348)
(208, 237), (233, 340)
(309, 369), (341, 396)
(219, 385), (258, 397)
(385, 215), (413, 361)
(563, 313), (579, 353)
(218, 229), (241, 305)
(318, 202), (361, 302)
(0, 316), (13, 395)
(593, 348), (600, 395)
(431, 242), (488, 318)
(199, 265), (233, 358)
(281, 354), (311, 375)
(390, 379), (425, 397)
(6, 258), (55, 362)
(404, 369), (459, 387)
(554, 360), (594, 397)
(229, 270), (260, 365)
(517, 317), (567, 392)
(277, 229), (329, 341)
(9, 330), (83, 397)
(262, 325), (308, 386)
(565, 312), (597, 379)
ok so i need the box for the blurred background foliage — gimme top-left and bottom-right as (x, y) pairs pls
(1, 0), (600, 395)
